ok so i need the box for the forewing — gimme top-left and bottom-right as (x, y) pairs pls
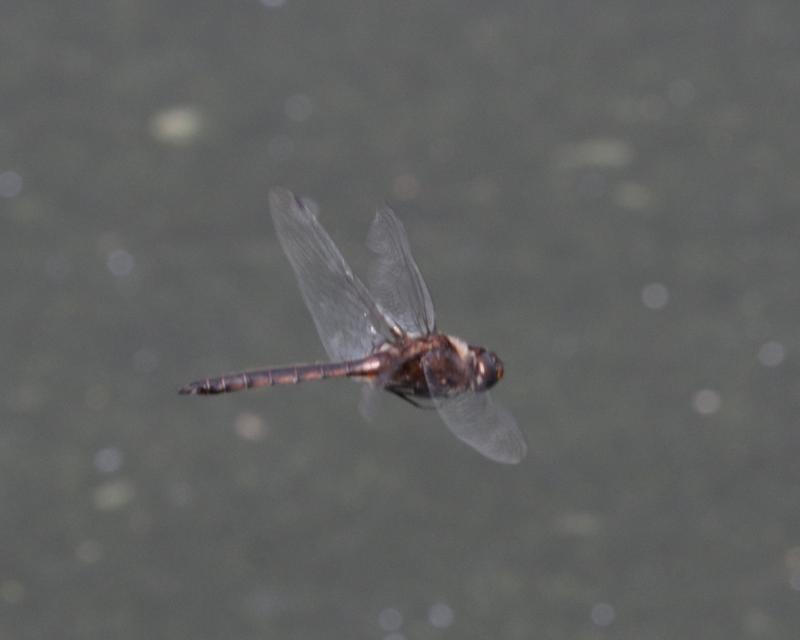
(422, 353), (527, 464)
(269, 188), (396, 361)
(366, 207), (436, 336)
(358, 381), (383, 422)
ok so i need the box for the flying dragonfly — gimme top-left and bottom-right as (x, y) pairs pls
(179, 188), (527, 464)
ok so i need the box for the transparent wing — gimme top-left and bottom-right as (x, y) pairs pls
(366, 207), (436, 336)
(269, 188), (397, 361)
(422, 353), (527, 464)
(358, 381), (383, 422)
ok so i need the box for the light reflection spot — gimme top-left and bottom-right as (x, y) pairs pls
(378, 607), (403, 632)
(556, 138), (634, 170)
(692, 389), (721, 415)
(785, 546), (800, 571)
(0, 171), (23, 198)
(428, 602), (454, 628)
(106, 249), (134, 277)
(149, 106), (203, 143)
(235, 412), (268, 441)
(553, 511), (602, 536)
(93, 480), (135, 511)
(94, 446), (123, 473)
(758, 341), (785, 367)
(591, 602), (615, 626)
(641, 282), (669, 309)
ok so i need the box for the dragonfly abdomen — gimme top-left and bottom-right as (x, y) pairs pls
(178, 356), (385, 396)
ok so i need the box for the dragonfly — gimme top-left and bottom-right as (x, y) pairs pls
(179, 188), (527, 464)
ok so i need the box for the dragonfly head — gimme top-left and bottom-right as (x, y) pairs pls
(471, 347), (504, 391)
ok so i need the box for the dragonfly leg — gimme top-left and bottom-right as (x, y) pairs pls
(388, 389), (436, 410)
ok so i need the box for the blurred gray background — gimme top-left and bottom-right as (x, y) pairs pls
(3, 1), (800, 638)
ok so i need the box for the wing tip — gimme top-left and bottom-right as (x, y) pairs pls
(491, 441), (528, 465)
(480, 423), (528, 464)
(269, 187), (319, 223)
(269, 186), (295, 209)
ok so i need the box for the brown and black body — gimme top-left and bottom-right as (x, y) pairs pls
(378, 333), (503, 399)
(178, 332), (503, 400)
(177, 355), (386, 396)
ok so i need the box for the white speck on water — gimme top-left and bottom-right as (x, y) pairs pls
(758, 341), (785, 367)
(692, 389), (721, 415)
(132, 347), (160, 373)
(428, 602), (454, 628)
(0, 171), (23, 198)
(378, 607), (403, 632)
(285, 94), (313, 122)
(641, 282), (669, 309)
(553, 511), (603, 536)
(107, 249), (134, 277)
(149, 106), (203, 144)
(591, 602), (615, 626)
(93, 480), (135, 511)
(235, 412), (268, 441)
(786, 549), (800, 590)
(94, 447), (123, 473)
(555, 138), (634, 170)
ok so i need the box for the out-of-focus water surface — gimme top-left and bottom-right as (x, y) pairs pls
(3, 1), (800, 638)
